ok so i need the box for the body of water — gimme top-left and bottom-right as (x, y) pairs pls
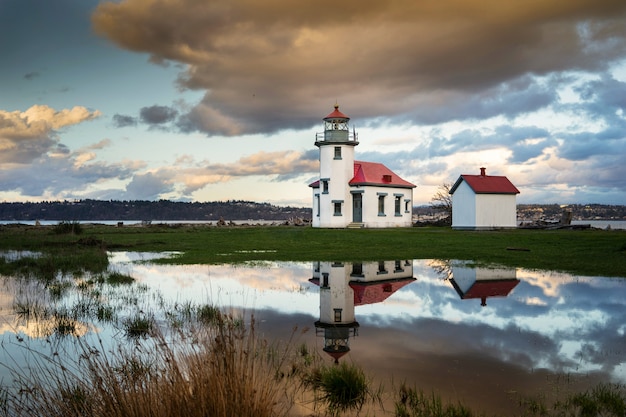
(1, 253), (625, 415)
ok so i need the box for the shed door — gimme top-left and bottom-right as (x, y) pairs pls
(352, 193), (362, 223)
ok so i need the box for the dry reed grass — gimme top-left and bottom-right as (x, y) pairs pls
(3, 315), (308, 417)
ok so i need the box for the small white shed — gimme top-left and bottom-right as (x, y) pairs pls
(449, 167), (520, 230)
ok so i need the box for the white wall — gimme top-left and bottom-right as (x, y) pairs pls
(316, 262), (356, 325)
(317, 144), (355, 228)
(360, 186), (413, 228)
(475, 194), (517, 228)
(451, 181), (476, 229)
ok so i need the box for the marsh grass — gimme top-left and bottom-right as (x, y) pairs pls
(122, 313), (154, 338)
(106, 271), (134, 285)
(305, 361), (381, 417)
(396, 382), (626, 417)
(396, 384), (477, 417)
(2, 224), (624, 277)
(52, 221), (83, 235)
(2, 317), (308, 417)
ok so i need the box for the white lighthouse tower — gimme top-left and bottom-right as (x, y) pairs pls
(312, 105), (358, 228)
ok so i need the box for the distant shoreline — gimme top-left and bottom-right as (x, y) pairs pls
(2, 219), (625, 229)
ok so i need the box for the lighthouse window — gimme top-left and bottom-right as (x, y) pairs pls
(334, 146), (342, 159)
(405, 199), (411, 213)
(322, 179), (329, 194)
(334, 309), (342, 322)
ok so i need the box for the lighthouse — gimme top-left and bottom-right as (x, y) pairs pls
(312, 105), (358, 228)
(309, 105), (416, 228)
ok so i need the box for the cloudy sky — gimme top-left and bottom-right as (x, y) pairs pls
(2, 0), (626, 206)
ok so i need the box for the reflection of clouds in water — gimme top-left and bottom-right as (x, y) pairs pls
(109, 256), (626, 382)
(0, 253), (611, 384)
(122, 261), (319, 315)
(0, 278), (93, 339)
(0, 250), (42, 261)
(107, 251), (181, 264)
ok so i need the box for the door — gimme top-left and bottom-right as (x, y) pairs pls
(352, 193), (362, 223)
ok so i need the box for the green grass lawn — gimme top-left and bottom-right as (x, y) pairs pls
(2, 224), (625, 277)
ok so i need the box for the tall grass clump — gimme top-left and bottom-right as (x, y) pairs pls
(396, 383), (477, 417)
(305, 361), (379, 417)
(517, 382), (626, 417)
(52, 221), (83, 235)
(1, 316), (305, 417)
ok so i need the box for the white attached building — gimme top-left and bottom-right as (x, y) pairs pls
(449, 167), (520, 230)
(309, 105), (415, 228)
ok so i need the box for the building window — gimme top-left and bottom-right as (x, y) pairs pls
(322, 179), (329, 194)
(377, 193), (387, 216)
(332, 200), (343, 216)
(351, 263), (363, 277)
(315, 194), (320, 217)
(334, 146), (342, 159)
(394, 195), (402, 216)
(377, 261), (388, 275)
(404, 199), (411, 213)
(322, 273), (329, 288)
(334, 309), (342, 322)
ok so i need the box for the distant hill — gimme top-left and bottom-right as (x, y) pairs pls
(1, 200), (624, 223)
(0, 200), (312, 221)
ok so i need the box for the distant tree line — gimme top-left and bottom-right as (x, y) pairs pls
(0, 200), (312, 221)
(416, 201), (626, 221)
(516, 203), (626, 220)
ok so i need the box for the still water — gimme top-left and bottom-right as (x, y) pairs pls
(1, 253), (625, 415)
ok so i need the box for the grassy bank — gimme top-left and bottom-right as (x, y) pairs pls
(1, 224), (625, 277)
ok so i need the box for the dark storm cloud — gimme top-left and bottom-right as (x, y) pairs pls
(93, 0), (626, 135)
(0, 156), (136, 197)
(124, 172), (175, 200)
(23, 72), (40, 80)
(139, 105), (178, 125)
(112, 113), (138, 127)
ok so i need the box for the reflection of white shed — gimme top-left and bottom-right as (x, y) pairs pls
(449, 167), (520, 230)
(449, 263), (519, 306)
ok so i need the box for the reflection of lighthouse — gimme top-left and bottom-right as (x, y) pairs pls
(313, 262), (359, 363)
(311, 261), (415, 363)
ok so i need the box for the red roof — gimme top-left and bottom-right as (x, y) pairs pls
(450, 169), (519, 195)
(308, 161), (415, 189)
(350, 161), (416, 188)
(450, 278), (520, 306)
(349, 278), (416, 306)
(324, 104), (349, 120)
(461, 279), (520, 300)
(309, 277), (415, 306)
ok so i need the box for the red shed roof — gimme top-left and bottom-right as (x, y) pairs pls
(450, 168), (519, 195)
(350, 161), (416, 188)
(324, 104), (349, 120)
(450, 278), (520, 306)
